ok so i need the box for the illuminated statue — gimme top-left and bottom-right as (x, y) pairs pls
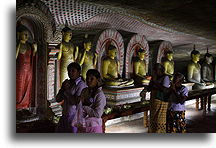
(102, 45), (134, 86)
(133, 48), (150, 85)
(187, 49), (205, 89)
(57, 26), (79, 85)
(162, 50), (174, 80)
(202, 53), (214, 83)
(78, 35), (98, 80)
(16, 25), (37, 109)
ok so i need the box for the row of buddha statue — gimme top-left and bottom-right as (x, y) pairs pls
(16, 25), (215, 105)
(56, 26), (151, 87)
(56, 26), (215, 88)
(187, 49), (214, 89)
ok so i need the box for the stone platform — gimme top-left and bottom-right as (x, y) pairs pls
(103, 86), (146, 106)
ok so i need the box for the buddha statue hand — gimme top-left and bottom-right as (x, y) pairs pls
(201, 82), (206, 86)
(32, 42), (37, 55)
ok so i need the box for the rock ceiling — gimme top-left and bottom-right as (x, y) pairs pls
(22, 0), (216, 60)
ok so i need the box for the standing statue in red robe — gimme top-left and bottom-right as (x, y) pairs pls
(16, 25), (37, 110)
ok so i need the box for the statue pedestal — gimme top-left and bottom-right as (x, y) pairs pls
(103, 86), (146, 106)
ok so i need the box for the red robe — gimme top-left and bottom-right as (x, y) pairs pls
(16, 48), (35, 109)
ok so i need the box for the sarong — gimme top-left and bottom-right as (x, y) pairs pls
(149, 98), (168, 133)
(167, 110), (186, 133)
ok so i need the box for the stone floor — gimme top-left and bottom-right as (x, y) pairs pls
(105, 96), (216, 133)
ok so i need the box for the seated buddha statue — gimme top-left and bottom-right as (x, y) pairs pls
(57, 26), (79, 85)
(202, 53), (214, 83)
(133, 48), (150, 85)
(162, 50), (174, 80)
(102, 45), (134, 87)
(187, 49), (205, 89)
(78, 35), (98, 80)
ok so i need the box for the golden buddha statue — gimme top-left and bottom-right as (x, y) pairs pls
(162, 50), (174, 80)
(187, 49), (205, 89)
(78, 35), (98, 80)
(102, 45), (134, 86)
(57, 26), (79, 85)
(133, 48), (150, 85)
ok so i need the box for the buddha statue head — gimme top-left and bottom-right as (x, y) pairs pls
(191, 49), (200, 63)
(83, 35), (92, 51)
(107, 45), (117, 59)
(204, 53), (213, 64)
(165, 50), (174, 61)
(17, 25), (30, 43)
(61, 26), (72, 42)
(137, 48), (146, 60)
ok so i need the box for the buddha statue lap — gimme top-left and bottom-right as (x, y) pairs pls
(102, 45), (134, 87)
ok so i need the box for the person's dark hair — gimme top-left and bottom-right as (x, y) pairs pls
(86, 69), (103, 87)
(173, 72), (185, 83)
(153, 63), (165, 73)
(86, 69), (101, 79)
(191, 49), (200, 57)
(62, 26), (72, 33)
(67, 62), (81, 72)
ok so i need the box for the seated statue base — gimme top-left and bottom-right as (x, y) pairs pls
(192, 82), (216, 90)
(16, 109), (40, 123)
(203, 83), (215, 89)
(103, 86), (145, 106)
(182, 83), (195, 91)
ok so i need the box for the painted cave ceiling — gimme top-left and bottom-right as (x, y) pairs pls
(17, 0), (216, 60)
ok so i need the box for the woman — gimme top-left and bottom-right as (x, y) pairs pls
(79, 69), (106, 133)
(55, 62), (87, 133)
(147, 63), (170, 133)
(167, 73), (188, 133)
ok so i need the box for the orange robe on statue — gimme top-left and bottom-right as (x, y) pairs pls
(16, 49), (35, 109)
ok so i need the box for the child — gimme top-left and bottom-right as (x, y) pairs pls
(79, 69), (106, 133)
(167, 72), (188, 133)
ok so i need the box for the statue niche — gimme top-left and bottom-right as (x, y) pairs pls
(102, 44), (134, 87)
